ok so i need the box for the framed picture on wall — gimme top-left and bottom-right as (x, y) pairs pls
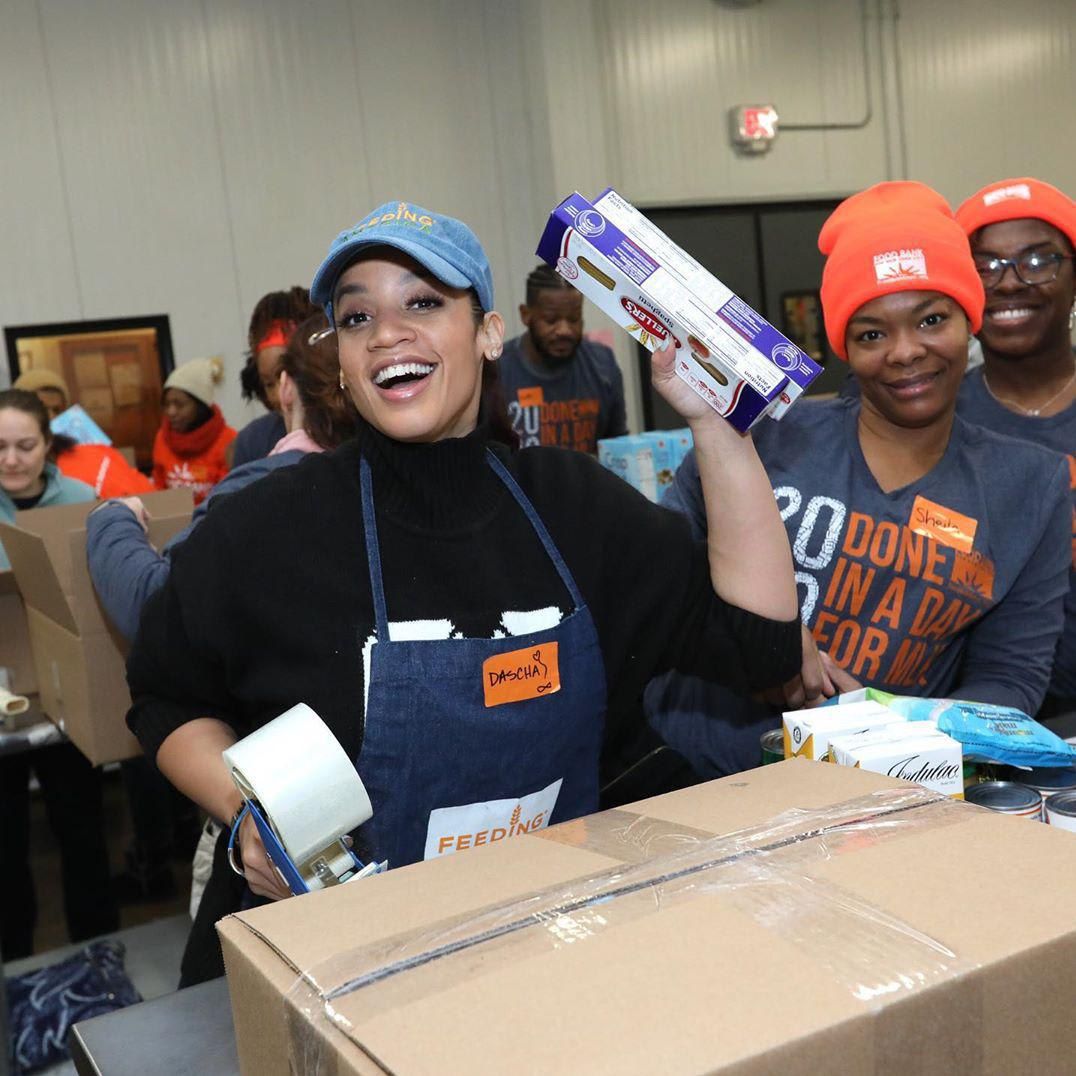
(4, 315), (174, 471)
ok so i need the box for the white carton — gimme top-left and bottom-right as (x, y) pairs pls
(830, 725), (964, 799)
(782, 700), (906, 761)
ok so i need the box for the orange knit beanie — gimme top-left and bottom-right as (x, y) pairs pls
(955, 177), (1076, 250)
(819, 183), (984, 360)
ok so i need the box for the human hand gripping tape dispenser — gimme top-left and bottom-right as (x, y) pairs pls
(222, 703), (386, 895)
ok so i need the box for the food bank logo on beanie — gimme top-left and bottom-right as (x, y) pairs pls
(982, 183), (1031, 207)
(873, 248), (928, 284)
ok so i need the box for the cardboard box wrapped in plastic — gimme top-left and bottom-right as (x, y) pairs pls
(218, 761), (1076, 1074)
(0, 489), (193, 764)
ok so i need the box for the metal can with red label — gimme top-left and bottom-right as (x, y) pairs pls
(1000, 766), (1076, 805)
(965, 781), (1043, 820)
(1044, 790), (1076, 832)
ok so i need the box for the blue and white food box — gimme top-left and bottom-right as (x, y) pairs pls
(638, 430), (675, 495)
(537, 189), (822, 431)
(597, 435), (657, 502)
(50, 404), (112, 445)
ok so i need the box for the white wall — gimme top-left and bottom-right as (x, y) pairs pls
(2, 0), (1074, 430)
(0, 0), (558, 423)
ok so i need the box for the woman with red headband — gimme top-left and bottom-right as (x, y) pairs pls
(954, 179), (1076, 722)
(232, 287), (318, 467)
(649, 181), (1071, 777)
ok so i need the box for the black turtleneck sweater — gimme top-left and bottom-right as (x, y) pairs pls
(126, 423), (800, 764)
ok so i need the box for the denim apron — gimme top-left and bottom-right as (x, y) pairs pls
(357, 450), (607, 868)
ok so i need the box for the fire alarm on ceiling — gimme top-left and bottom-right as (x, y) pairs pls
(730, 104), (779, 154)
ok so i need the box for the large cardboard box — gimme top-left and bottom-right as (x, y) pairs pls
(219, 761), (1076, 1075)
(0, 489), (192, 764)
(0, 570), (37, 695)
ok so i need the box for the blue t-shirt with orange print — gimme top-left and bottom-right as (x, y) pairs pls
(646, 396), (1070, 778)
(956, 365), (1076, 700)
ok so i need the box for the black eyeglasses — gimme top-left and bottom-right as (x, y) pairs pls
(973, 250), (1075, 288)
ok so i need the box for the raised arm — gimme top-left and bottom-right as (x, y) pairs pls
(651, 344), (798, 622)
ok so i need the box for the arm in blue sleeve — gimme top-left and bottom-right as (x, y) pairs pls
(956, 461), (1071, 713)
(661, 448), (708, 540)
(86, 502), (172, 642)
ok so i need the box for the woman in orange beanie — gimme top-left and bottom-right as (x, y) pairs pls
(152, 356), (236, 504)
(649, 181), (1072, 777)
(954, 177), (1076, 719)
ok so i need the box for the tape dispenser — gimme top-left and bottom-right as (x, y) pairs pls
(222, 703), (386, 895)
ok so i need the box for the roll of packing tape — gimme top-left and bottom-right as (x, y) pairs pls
(0, 685), (30, 717)
(222, 704), (372, 866)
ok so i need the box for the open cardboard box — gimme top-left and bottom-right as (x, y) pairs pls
(219, 760), (1076, 1075)
(0, 489), (193, 764)
(0, 569), (37, 696)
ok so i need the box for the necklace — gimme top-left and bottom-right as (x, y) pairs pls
(981, 365), (1076, 417)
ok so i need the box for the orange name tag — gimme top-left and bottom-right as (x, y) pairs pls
(517, 387), (544, 408)
(483, 643), (560, 708)
(909, 495), (977, 554)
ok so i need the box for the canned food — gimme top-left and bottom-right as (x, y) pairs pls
(1044, 790), (1076, 832)
(760, 729), (784, 766)
(965, 780), (1043, 819)
(1000, 766), (1076, 802)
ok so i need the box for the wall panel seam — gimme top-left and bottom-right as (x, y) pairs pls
(197, 0), (246, 348)
(34, 0), (85, 319)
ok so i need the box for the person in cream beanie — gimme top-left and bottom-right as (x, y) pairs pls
(153, 356), (236, 503)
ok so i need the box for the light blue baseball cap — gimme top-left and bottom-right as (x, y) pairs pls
(310, 200), (494, 323)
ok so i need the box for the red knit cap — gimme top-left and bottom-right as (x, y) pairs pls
(819, 184), (985, 360)
(955, 177), (1076, 249)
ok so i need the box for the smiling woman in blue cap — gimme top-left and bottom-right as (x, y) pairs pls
(125, 200), (802, 985)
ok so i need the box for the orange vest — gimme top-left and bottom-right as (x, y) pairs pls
(152, 424), (237, 505)
(56, 443), (154, 499)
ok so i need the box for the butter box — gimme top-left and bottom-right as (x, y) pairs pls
(783, 700), (906, 761)
(830, 725), (964, 799)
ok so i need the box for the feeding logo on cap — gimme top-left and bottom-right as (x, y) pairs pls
(342, 202), (435, 242)
(873, 248), (927, 284)
(983, 184), (1031, 207)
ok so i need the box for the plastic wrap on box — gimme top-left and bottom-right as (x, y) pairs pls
(283, 787), (976, 1069)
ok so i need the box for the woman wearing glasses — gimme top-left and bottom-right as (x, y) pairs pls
(954, 178), (1076, 720)
(647, 181), (1071, 779)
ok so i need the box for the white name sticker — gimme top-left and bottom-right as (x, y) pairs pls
(424, 779), (563, 859)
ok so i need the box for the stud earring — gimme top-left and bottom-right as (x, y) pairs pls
(339, 370), (346, 391)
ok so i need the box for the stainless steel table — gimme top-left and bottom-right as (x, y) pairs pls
(69, 978), (238, 1076)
